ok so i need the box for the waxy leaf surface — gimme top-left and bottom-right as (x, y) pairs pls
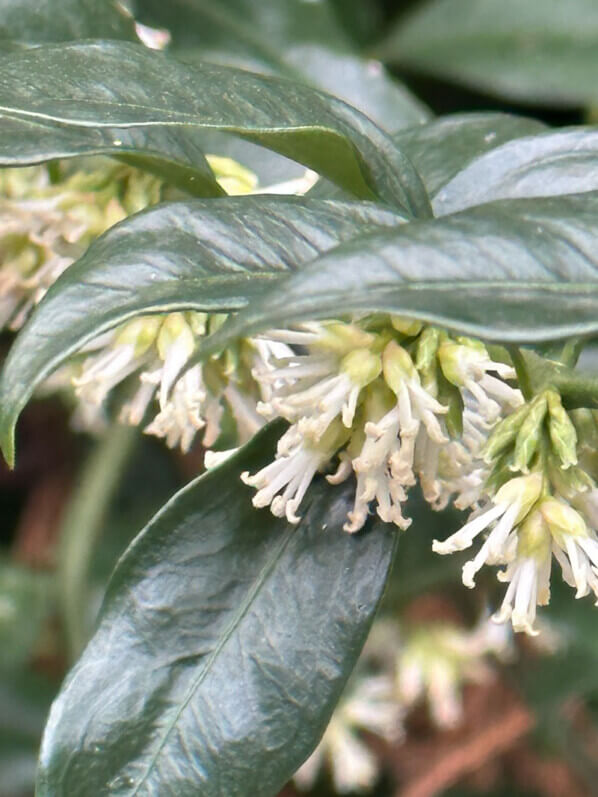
(201, 193), (598, 351)
(37, 425), (398, 796)
(0, 41), (430, 214)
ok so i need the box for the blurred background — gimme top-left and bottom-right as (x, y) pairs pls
(1, 1), (598, 795)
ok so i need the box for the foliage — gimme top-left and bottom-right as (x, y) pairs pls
(0, 2), (597, 796)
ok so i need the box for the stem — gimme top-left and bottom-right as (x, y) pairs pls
(58, 423), (138, 661)
(507, 345), (534, 400)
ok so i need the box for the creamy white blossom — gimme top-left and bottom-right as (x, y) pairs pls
(294, 675), (402, 793)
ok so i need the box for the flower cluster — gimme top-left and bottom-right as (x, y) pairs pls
(0, 160), (163, 331)
(238, 318), (598, 635)
(71, 311), (281, 451)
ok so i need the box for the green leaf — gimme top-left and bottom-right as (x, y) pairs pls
(0, 114), (225, 197)
(0, 0), (136, 43)
(377, 0), (598, 107)
(0, 41), (430, 213)
(394, 112), (546, 197)
(37, 424), (397, 796)
(200, 193), (598, 355)
(434, 127), (598, 215)
(134, 0), (429, 132)
(0, 197), (406, 466)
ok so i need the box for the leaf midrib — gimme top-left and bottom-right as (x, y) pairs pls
(130, 515), (296, 794)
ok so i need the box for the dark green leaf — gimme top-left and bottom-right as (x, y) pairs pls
(394, 113), (546, 197)
(0, 0), (136, 43)
(434, 127), (598, 214)
(37, 424), (397, 796)
(0, 41), (430, 212)
(134, 0), (429, 132)
(200, 193), (598, 356)
(0, 197), (406, 466)
(377, 0), (598, 107)
(0, 113), (224, 197)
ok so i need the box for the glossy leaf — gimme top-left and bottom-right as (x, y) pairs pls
(0, 197), (406, 466)
(37, 424), (398, 796)
(200, 193), (598, 356)
(0, 114), (224, 197)
(0, 41), (431, 213)
(0, 0), (136, 43)
(434, 127), (598, 214)
(377, 0), (598, 107)
(395, 112), (546, 197)
(134, 0), (429, 132)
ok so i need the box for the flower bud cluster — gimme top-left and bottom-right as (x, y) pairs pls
(0, 160), (163, 330)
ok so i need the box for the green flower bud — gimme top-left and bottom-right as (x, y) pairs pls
(415, 327), (441, 374)
(546, 389), (578, 469)
(512, 395), (548, 473)
(315, 417), (352, 457)
(547, 458), (594, 500)
(481, 402), (529, 464)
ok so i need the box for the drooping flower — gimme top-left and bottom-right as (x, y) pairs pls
(395, 617), (511, 729)
(293, 675), (402, 794)
(432, 473), (544, 589)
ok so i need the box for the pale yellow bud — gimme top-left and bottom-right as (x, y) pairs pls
(156, 312), (194, 360)
(390, 316), (423, 337)
(206, 154), (259, 196)
(438, 342), (481, 387)
(516, 510), (551, 562)
(494, 472), (543, 523)
(340, 348), (382, 388)
(539, 498), (588, 545)
(314, 322), (376, 355)
(115, 316), (161, 356)
(382, 340), (417, 394)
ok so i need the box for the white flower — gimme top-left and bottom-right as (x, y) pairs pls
(241, 422), (344, 524)
(381, 340), (448, 487)
(493, 510), (552, 636)
(439, 340), (523, 422)
(541, 497), (598, 603)
(294, 675), (402, 794)
(396, 617), (511, 728)
(255, 323), (382, 440)
(433, 473), (543, 589)
(73, 317), (161, 407)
